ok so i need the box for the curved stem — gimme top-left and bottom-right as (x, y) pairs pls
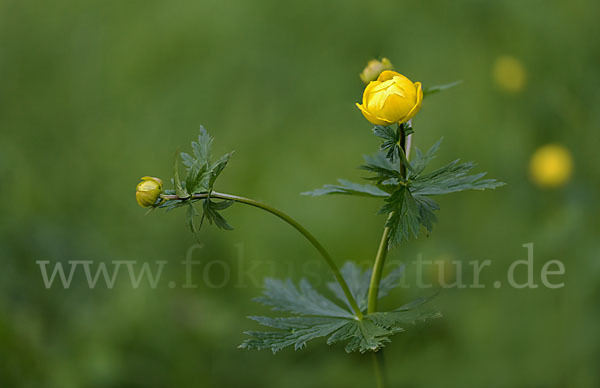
(367, 125), (411, 314)
(161, 191), (364, 319)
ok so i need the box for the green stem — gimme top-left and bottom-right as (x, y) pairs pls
(161, 191), (364, 320)
(366, 124), (411, 315)
(372, 352), (385, 388)
(367, 214), (393, 314)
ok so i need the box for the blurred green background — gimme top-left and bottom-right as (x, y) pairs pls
(2, 0), (599, 386)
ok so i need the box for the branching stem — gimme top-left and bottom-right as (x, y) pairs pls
(160, 191), (364, 319)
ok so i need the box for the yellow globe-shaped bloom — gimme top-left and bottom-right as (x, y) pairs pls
(136, 176), (163, 207)
(356, 71), (423, 126)
(529, 144), (573, 188)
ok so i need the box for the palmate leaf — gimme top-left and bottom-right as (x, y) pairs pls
(186, 203), (198, 233)
(301, 179), (388, 198)
(192, 126), (213, 163)
(209, 151), (233, 187)
(185, 162), (209, 194)
(379, 161), (503, 246)
(327, 262), (405, 312)
(409, 137), (443, 178)
(304, 136), (504, 246)
(302, 152), (401, 197)
(380, 186), (421, 245)
(371, 123), (415, 164)
(240, 262), (439, 354)
(179, 127), (233, 195)
(368, 297), (443, 328)
(359, 163), (403, 183)
(410, 159), (505, 195)
(201, 198), (234, 230)
(413, 194), (439, 233)
(241, 317), (350, 353)
(159, 127), (236, 231)
(364, 151), (400, 172)
(372, 125), (400, 161)
(255, 278), (353, 318)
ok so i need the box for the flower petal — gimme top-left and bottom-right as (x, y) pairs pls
(356, 103), (391, 126)
(379, 93), (412, 123)
(362, 81), (379, 105)
(398, 82), (423, 123)
(377, 70), (401, 82)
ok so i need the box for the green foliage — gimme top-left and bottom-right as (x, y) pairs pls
(177, 126), (233, 197)
(327, 262), (405, 312)
(408, 137), (443, 177)
(379, 186), (421, 244)
(371, 123), (414, 163)
(240, 262), (440, 354)
(158, 127), (235, 231)
(6, 0), (597, 385)
(147, 88), (499, 356)
(301, 179), (388, 198)
(200, 197), (235, 230)
(305, 133), (504, 247)
(410, 160), (503, 195)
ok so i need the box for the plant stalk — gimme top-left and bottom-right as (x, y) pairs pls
(160, 191), (364, 320)
(372, 352), (386, 388)
(367, 214), (393, 314)
(366, 124), (411, 314)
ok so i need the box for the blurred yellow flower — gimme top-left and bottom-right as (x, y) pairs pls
(493, 55), (527, 93)
(529, 144), (573, 188)
(136, 176), (163, 207)
(359, 57), (394, 84)
(356, 71), (423, 126)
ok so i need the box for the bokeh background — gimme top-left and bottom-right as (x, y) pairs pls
(2, 0), (599, 387)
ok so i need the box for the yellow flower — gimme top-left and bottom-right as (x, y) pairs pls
(359, 57), (394, 84)
(529, 144), (573, 188)
(356, 71), (423, 126)
(493, 56), (527, 93)
(136, 176), (163, 207)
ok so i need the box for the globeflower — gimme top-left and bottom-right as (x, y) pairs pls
(136, 176), (163, 207)
(356, 71), (423, 126)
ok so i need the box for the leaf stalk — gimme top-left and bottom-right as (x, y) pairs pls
(160, 191), (364, 319)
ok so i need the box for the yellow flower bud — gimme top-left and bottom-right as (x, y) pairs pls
(359, 57), (394, 84)
(529, 144), (573, 188)
(136, 176), (163, 207)
(356, 71), (423, 126)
